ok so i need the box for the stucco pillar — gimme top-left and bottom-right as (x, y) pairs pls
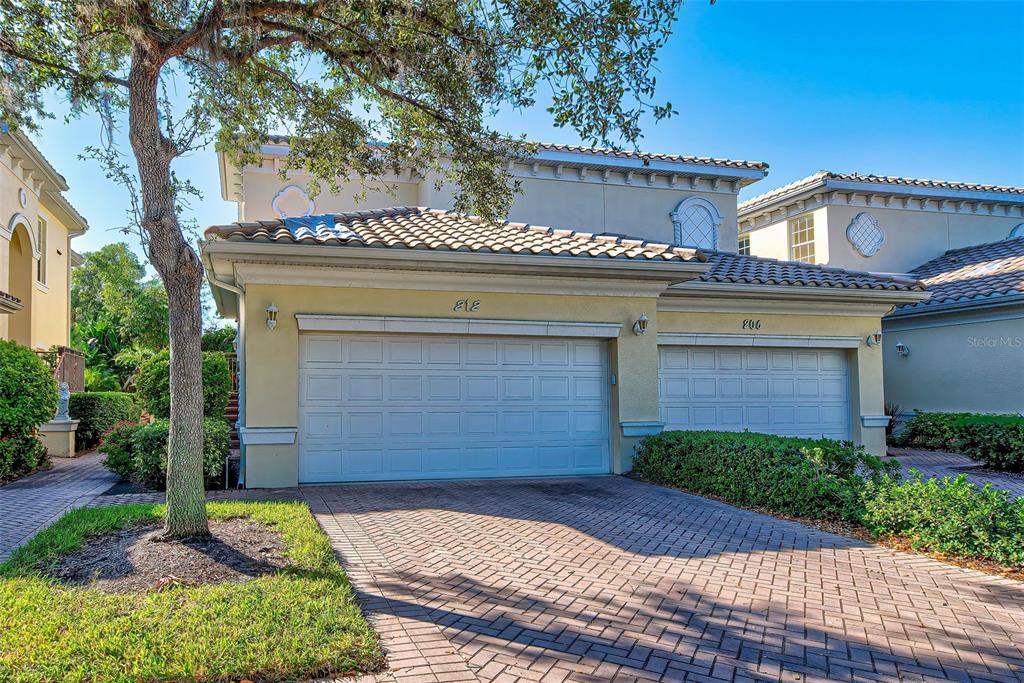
(610, 315), (662, 472)
(849, 343), (887, 457)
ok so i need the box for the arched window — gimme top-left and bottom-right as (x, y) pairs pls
(670, 196), (721, 249)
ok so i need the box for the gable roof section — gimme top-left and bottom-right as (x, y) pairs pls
(692, 250), (925, 292)
(203, 206), (705, 263)
(739, 171), (1024, 216)
(890, 237), (1024, 315)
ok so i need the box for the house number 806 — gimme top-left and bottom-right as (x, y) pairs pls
(454, 299), (481, 312)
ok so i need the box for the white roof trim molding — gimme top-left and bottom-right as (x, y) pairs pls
(295, 314), (623, 339)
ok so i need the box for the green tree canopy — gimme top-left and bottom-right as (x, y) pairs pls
(0, 0), (684, 537)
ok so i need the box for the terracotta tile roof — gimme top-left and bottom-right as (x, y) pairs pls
(892, 237), (1024, 314)
(533, 142), (768, 171)
(260, 135), (768, 171)
(694, 250), (926, 292)
(739, 171), (1024, 214)
(0, 290), (21, 305)
(203, 206), (705, 263)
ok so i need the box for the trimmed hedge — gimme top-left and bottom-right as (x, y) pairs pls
(100, 418), (230, 490)
(135, 350), (231, 419)
(863, 471), (1024, 566)
(632, 431), (898, 522)
(68, 392), (141, 450)
(899, 412), (1024, 472)
(0, 434), (47, 483)
(0, 340), (56, 438)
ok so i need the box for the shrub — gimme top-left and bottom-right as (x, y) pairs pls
(68, 392), (141, 450)
(899, 412), (1024, 472)
(201, 325), (236, 353)
(862, 471), (1024, 566)
(135, 350), (231, 419)
(0, 434), (47, 482)
(100, 418), (230, 490)
(633, 431), (899, 523)
(0, 340), (57, 438)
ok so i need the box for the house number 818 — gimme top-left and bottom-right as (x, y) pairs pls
(742, 319), (762, 330)
(454, 299), (481, 312)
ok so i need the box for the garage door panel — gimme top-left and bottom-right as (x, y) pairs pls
(299, 334), (610, 482)
(659, 346), (850, 441)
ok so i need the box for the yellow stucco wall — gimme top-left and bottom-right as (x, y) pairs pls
(742, 206), (829, 264)
(825, 205), (1021, 274)
(236, 164), (743, 252)
(883, 311), (1024, 414)
(1, 155), (74, 350)
(241, 282), (663, 487)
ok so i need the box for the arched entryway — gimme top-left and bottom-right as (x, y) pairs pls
(8, 219), (34, 346)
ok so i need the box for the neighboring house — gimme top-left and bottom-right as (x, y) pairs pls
(0, 127), (89, 350)
(883, 237), (1023, 415)
(737, 171), (1024, 417)
(203, 143), (928, 488)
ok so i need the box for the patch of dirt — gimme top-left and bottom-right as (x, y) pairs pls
(45, 518), (289, 593)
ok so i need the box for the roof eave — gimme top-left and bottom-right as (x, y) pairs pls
(665, 280), (932, 305)
(201, 238), (710, 284)
(886, 292), (1024, 319)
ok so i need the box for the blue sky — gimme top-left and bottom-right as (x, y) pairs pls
(31, 0), (1024, 258)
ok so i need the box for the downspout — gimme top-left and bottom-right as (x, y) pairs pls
(206, 269), (246, 488)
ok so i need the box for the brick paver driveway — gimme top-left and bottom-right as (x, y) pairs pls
(303, 476), (1024, 683)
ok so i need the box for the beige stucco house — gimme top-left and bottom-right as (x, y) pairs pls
(737, 171), (1024, 416)
(1, 127), (88, 350)
(203, 143), (929, 488)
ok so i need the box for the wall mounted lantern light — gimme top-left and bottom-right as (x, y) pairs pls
(266, 303), (279, 330)
(865, 331), (882, 347)
(895, 342), (910, 357)
(632, 314), (649, 336)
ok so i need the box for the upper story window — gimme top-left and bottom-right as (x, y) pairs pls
(738, 235), (751, 256)
(670, 196), (722, 250)
(35, 218), (47, 284)
(788, 213), (815, 263)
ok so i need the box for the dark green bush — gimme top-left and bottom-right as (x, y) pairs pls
(201, 325), (236, 353)
(100, 418), (230, 490)
(68, 392), (141, 450)
(633, 431), (899, 522)
(0, 339), (57, 438)
(862, 471), (1024, 566)
(899, 412), (1024, 472)
(0, 434), (48, 482)
(135, 350), (231, 419)
(99, 421), (138, 479)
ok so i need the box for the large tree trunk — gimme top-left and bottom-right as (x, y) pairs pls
(128, 50), (209, 538)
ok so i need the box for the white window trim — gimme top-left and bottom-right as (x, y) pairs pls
(670, 196), (722, 249)
(295, 314), (623, 338)
(788, 213), (815, 263)
(657, 332), (861, 348)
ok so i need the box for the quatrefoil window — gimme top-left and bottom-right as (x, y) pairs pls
(846, 212), (885, 257)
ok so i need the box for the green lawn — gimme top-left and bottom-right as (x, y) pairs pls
(0, 501), (384, 683)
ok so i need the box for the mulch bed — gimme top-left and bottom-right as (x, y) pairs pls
(43, 518), (289, 593)
(954, 465), (1024, 480)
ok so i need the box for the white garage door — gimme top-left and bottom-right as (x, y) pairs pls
(299, 334), (611, 482)
(659, 346), (850, 440)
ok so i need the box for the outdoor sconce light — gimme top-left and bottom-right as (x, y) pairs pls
(866, 331), (882, 347)
(632, 314), (649, 336)
(266, 303), (279, 330)
(896, 342), (910, 357)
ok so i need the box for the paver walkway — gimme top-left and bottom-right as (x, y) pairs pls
(0, 451), (119, 562)
(304, 476), (1024, 683)
(890, 448), (1024, 498)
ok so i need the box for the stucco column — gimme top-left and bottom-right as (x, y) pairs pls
(850, 342), (887, 457)
(609, 314), (662, 472)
